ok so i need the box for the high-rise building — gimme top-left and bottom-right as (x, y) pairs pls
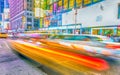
(0, 0), (10, 32)
(4, 0), (9, 8)
(0, 0), (4, 21)
(9, 0), (34, 32)
(0, 0), (4, 13)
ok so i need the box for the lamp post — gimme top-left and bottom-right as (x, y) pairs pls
(73, 8), (77, 34)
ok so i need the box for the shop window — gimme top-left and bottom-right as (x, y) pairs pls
(92, 29), (98, 35)
(117, 29), (120, 36)
(82, 28), (91, 34)
(102, 29), (114, 36)
(27, 18), (32, 22)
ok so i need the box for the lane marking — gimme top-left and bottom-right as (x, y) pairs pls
(3, 41), (11, 49)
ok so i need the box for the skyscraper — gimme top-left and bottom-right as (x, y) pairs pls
(9, 0), (34, 32)
(4, 0), (9, 8)
(0, 0), (4, 21)
(0, 0), (4, 13)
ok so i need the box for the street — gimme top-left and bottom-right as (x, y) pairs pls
(0, 39), (47, 75)
(9, 39), (120, 75)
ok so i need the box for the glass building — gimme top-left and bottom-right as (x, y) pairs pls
(0, 0), (4, 21)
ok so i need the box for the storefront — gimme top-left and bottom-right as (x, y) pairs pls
(92, 26), (117, 36)
(102, 29), (114, 36)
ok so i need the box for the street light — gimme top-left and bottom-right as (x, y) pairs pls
(72, 8), (78, 34)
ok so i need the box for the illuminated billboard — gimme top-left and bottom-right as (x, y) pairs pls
(40, 18), (43, 28)
(58, 0), (62, 7)
(93, 0), (101, 3)
(34, 0), (44, 18)
(83, 0), (92, 6)
(53, 2), (57, 13)
(69, 0), (74, 9)
(76, 0), (82, 7)
(64, 0), (68, 10)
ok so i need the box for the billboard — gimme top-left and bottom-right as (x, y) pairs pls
(83, 0), (92, 6)
(69, 0), (74, 9)
(76, 0), (82, 8)
(34, 0), (44, 18)
(64, 0), (68, 10)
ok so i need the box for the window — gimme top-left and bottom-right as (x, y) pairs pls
(30, 13), (32, 16)
(27, 13), (29, 16)
(27, 18), (32, 22)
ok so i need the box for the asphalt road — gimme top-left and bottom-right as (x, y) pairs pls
(0, 39), (47, 75)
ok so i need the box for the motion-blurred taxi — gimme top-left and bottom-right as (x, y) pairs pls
(39, 34), (120, 57)
(0, 33), (8, 38)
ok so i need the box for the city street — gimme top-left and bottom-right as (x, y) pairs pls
(0, 0), (120, 75)
(0, 39), (47, 75)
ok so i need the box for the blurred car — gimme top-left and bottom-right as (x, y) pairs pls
(39, 34), (120, 57)
(0, 33), (8, 38)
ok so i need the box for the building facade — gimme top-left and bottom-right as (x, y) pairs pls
(0, 0), (4, 22)
(9, 0), (34, 32)
(0, 0), (4, 13)
(35, 0), (120, 36)
(62, 0), (120, 36)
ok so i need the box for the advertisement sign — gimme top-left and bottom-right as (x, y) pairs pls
(83, 0), (92, 6)
(64, 0), (68, 10)
(44, 16), (50, 27)
(69, 0), (74, 9)
(22, 16), (26, 28)
(53, 2), (57, 14)
(40, 18), (43, 28)
(34, 0), (40, 18)
(76, 0), (82, 7)
(93, 0), (101, 3)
